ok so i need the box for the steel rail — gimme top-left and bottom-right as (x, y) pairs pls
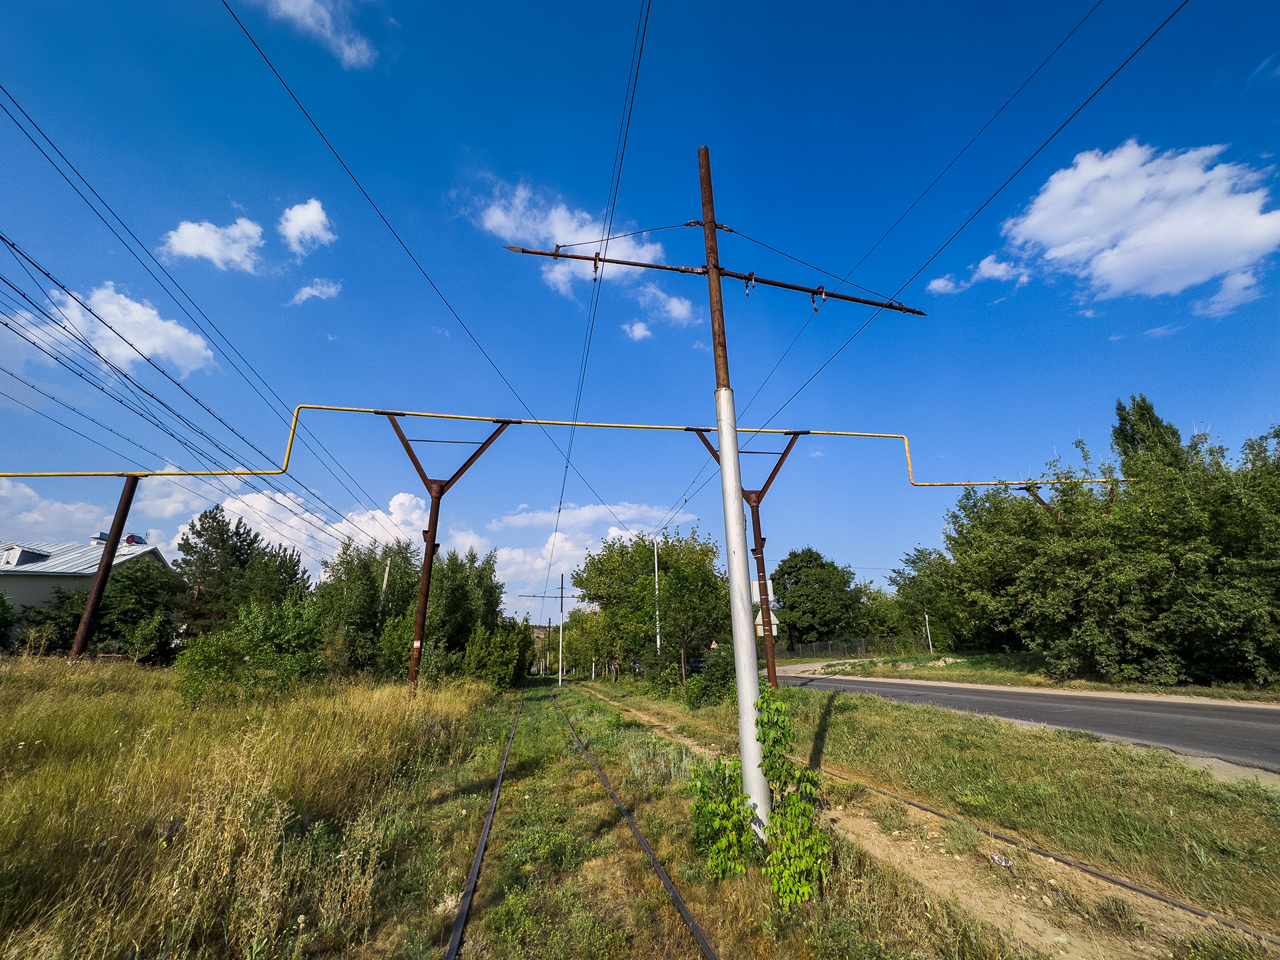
(1, 403), (1123, 488)
(444, 692), (525, 960)
(579, 686), (1280, 951)
(553, 695), (721, 960)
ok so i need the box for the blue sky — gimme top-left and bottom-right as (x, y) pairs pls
(2, 0), (1277, 619)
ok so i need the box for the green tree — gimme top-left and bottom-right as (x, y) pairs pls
(314, 538), (420, 669)
(917, 397), (1280, 686)
(173, 506), (309, 632)
(20, 557), (185, 660)
(771, 547), (861, 649)
(574, 530), (728, 683)
(0, 590), (15, 651)
(174, 598), (324, 705)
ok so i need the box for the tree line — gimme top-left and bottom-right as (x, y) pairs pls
(560, 396), (1279, 693)
(890, 396), (1280, 686)
(2, 505), (533, 701)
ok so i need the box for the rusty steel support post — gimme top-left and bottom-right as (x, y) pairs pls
(409, 489), (443, 691)
(747, 498), (777, 689)
(70, 474), (139, 660)
(387, 414), (510, 698)
(691, 429), (802, 690)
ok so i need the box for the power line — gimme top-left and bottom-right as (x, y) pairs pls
(754, 0), (1191, 433)
(541, 0), (654, 615)
(0, 235), (391, 551)
(0, 85), (404, 545)
(732, 0), (1108, 427)
(0, 291), (352, 555)
(219, 0), (636, 542)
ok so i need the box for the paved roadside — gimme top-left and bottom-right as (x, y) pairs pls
(777, 670), (1280, 775)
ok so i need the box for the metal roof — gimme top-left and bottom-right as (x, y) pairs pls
(0, 541), (170, 576)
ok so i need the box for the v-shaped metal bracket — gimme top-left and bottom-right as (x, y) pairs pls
(687, 428), (807, 688)
(383, 413), (513, 695)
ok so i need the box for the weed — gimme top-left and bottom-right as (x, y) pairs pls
(1095, 895), (1146, 933)
(1181, 935), (1271, 959)
(874, 801), (910, 835)
(943, 818), (983, 855)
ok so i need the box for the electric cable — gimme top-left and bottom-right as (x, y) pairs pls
(753, 0), (1191, 433)
(551, 221), (692, 249)
(220, 0), (635, 541)
(0, 222), (399, 546)
(0, 376), (328, 565)
(0, 301), (350, 555)
(539, 0), (653, 616)
(0, 84), (403, 545)
(734, 0), (1110, 426)
(0, 247), (377, 550)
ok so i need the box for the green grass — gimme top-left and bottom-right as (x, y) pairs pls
(816, 650), (1280, 703)
(530, 685), (1028, 960)
(585, 681), (1280, 935)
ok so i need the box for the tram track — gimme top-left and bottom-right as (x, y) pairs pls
(443, 686), (720, 958)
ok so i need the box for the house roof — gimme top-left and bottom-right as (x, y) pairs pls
(0, 541), (170, 576)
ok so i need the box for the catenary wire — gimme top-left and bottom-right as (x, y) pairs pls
(733, 0), (1109, 427)
(0, 297), (350, 556)
(219, 0), (635, 539)
(0, 238), (386, 548)
(752, 0), (1192, 434)
(552, 222), (692, 249)
(540, 0), (654, 616)
(0, 84), (401, 547)
(0, 377), (330, 564)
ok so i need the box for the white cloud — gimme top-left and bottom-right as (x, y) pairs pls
(445, 526), (491, 555)
(1144, 324), (1185, 339)
(637, 283), (695, 325)
(926, 256), (1027, 295)
(488, 501), (694, 533)
(1002, 140), (1280, 311)
(51, 283), (214, 376)
(0, 478), (110, 543)
(495, 530), (591, 591)
(136, 467), (221, 519)
(278, 199), (338, 257)
(972, 255), (1029, 285)
(250, 0), (376, 69)
(621, 321), (652, 341)
(1192, 270), (1262, 317)
(477, 181), (666, 296)
(291, 278), (342, 304)
(159, 217), (264, 272)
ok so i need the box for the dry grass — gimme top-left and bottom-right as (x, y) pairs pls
(586, 681), (1280, 936)
(0, 657), (502, 959)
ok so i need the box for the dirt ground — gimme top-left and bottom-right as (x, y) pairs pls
(578, 685), (1275, 960)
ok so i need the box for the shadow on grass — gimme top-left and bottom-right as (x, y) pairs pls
(808, 690), (839, 770)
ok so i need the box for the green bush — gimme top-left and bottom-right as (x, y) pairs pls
(685, 646), (737, 708)
(688, 756), (758, 879)
(174, 599), (324, 706)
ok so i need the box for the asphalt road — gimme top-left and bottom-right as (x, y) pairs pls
(779, 674), (1280, 773)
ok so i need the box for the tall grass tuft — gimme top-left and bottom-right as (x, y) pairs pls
(0, 657), (494, 959)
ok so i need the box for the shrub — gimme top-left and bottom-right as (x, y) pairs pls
(688, 756), (758, 879)
(685, 646), (737, 708)
(174, 599), (324, 706)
